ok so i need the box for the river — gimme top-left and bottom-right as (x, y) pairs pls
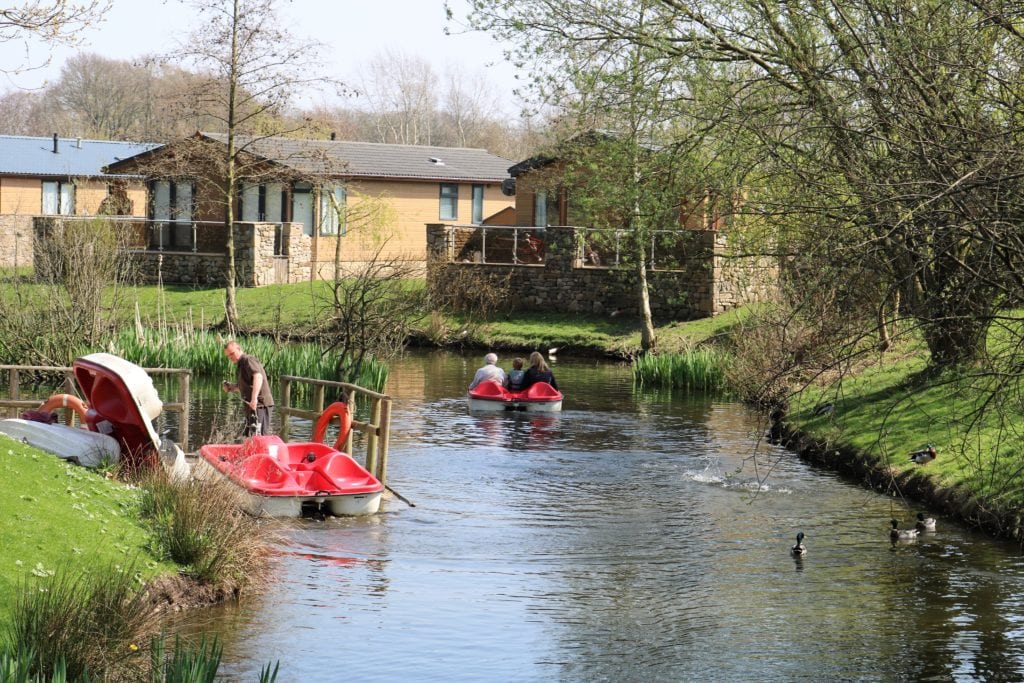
(171, 350), (1024, 682)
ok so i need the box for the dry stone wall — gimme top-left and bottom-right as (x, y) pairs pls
(427, 223), (776, 319)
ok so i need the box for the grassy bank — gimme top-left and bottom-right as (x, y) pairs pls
(0, 436), (174, 622)
(782, 340), (1024, 538)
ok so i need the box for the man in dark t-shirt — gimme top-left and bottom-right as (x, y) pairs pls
(223, 340), (274, 437)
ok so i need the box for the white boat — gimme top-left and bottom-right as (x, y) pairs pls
(0, 418), (120, 467)
(467, 380), (563, 412)
(196, 434), (383, 517)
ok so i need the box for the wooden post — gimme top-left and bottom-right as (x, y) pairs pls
(9, 369), (18, 419)
(280, 377), (292, 441)
(376, 397), (392, 485)
(365, 397), (380, 476)
(178, 371), (190, 452)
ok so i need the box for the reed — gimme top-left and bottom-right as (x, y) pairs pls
(138, 472), (269, 586)
(632, 347), (732, 392)
(4, 563), (155, 681)
(106, 326), (389, 393)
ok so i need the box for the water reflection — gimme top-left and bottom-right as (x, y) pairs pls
(172, 350), (1024, 682)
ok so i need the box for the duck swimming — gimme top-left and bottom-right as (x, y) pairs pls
(890, 518), (919, 542)
(790, 531), (807, 556)
(915, 512), (937, 532)
(909, 445), (937, 465)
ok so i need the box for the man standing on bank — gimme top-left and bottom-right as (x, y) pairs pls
(223, 340), (274, 436)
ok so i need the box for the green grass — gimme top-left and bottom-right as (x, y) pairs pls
(0, 436), (172, 622)
(787, 342), (1024, 519)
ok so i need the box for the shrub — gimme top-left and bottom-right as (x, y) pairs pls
(138, 472), (269, 586)
(4, 563), (155, 681)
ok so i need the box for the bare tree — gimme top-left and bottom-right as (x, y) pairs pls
(357, 50), (439, 145)
(1, 1), (110, 75)
(172, 0), (334, 331)
(51, 53), (160, 139)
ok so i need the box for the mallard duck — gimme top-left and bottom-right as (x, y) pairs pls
(915, 512), (937, 532)
(890, 518), (919, 542)
(909, 445), (937, 465)
(790, 531), (807, 556)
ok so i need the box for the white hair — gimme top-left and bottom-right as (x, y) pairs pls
(484, 352), (498, 365)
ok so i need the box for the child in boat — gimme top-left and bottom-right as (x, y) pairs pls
(506, 357), (526, 391)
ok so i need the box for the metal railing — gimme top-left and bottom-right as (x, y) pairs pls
(575, 226), (712, 271)
(277, 375), (393, 485)
(0, 364), (191, 449)
(448, 225), (548, 265)
(41, 216), (287, 255)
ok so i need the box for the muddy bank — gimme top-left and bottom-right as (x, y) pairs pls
(777, 423), (1024, 547)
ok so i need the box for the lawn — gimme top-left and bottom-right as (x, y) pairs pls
(0, 436), (172, 621)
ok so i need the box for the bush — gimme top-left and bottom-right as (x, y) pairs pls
(138, 472), (269, 586)
(3, 563), (155, 681)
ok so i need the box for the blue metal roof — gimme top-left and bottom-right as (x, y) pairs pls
(0, 135), (159, 178)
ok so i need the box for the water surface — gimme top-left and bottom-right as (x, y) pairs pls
(175, 351), (1024, 682)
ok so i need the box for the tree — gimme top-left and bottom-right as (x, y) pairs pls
(463, 0), (703, 351)
(357, 51), (439, 145)
(466, 0), (1024, 369)
(172, 0), (333, 331)
(1, 1), (109, 75)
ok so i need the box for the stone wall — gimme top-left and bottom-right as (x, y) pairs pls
(33, 218), (313, 287)
(427, 224), (777, 319)
(0, 215), (34, 268)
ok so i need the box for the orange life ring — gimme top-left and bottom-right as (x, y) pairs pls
(38, 393), (89, 425)
(312, 401), (351, 452)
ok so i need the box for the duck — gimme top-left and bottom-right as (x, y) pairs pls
(790, 531), (807, 556)
(890, 518), (919, 542)
(811, 402), (834, 417)
(915, 512), (937, 532)
(909, 445), (937, 465)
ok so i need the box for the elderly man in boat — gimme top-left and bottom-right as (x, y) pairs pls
(468, 352), (506, 390)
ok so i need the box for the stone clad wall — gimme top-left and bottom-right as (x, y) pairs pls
(0, 215), (34, 268)
(427, 224), (776, 319)
(32, 219), (312, 286)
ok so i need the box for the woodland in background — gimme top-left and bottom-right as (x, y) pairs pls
(0, 51), (543, 160)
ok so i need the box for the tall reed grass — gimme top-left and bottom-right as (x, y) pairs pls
(138, 472), (269, 585)
(107, 326), (389, 393)
(4, 563), (155, 681)
(632, 348), (732, 392)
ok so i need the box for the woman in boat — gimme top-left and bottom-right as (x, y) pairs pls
(522, 351), (558, 391)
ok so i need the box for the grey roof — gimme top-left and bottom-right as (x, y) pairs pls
(202, 133), (513, 182)
(0, 135), (159, 178)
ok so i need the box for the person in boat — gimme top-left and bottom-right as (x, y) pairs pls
(506, 357), (526, 391)
(468, 352), (506, 390)
(522, 351), (558, 391)
(223, 340), (274, 436)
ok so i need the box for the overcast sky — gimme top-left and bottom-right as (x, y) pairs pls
(0, 0), (523, 114)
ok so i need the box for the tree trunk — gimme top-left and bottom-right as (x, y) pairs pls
(222, 0), (241, 333)
(635, 239), (656, 352)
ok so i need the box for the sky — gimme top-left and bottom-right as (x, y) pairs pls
(0, 0), (524, 115)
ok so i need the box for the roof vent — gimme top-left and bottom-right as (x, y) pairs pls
(52, 133), (58, 154)
(429, 157), (445, 166)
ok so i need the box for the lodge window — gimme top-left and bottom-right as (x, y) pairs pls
(241, 182), (285, 223)
(534, 190), (559, 227)
(439, 183), (458, 221)
(292, 182), (314, 236)
(319, 184), (347, 236)
(41, 180), (75, 215)
(471, 184), (484, 225)
(148, 179), (194, 250)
